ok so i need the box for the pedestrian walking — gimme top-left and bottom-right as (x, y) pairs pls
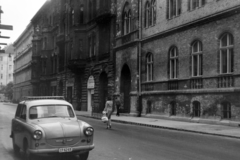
(115, 95), (121, 116)
(103, 96), (114, 129)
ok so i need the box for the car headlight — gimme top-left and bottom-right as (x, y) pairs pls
(84, 127), (94, 136)
(33, 130), (42, 140)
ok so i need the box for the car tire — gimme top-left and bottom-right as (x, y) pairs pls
(79, 151), (89, 160)
(23, 141), (35, 160)
(12, 134), (20, 154)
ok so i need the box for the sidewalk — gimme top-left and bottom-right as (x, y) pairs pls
(75, 110), (240, 139)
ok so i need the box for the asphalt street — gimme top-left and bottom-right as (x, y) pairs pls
(1, 103), (240, 160)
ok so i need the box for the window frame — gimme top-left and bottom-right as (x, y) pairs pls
(219, 33), (234, 74)
(221, 102), (231, 119)
(169, 47), (178, 79)
(146, 53), (153, 82)
(193, 101), (201, 117)
(189, 0), (205, 11)
(191, 40), (203, 77)
(167, 0), (182, 19)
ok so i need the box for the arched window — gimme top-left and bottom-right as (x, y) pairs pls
(219, 33), (234, 74)
(146, 53), (153, 81)
(122, 2), (131, 35)
(151, 0), (156, 25)
(144, 1), (150, 28)
(89, 1), (92, 20)
(80, 5), (84, 24)
(71, 9), (74, 26)
(169, 46), (178, 79)
(221, 101), (231, 119)
(193, 101), (201, 117)
(191, 40), (203, 77)
(170, 101), (176, 116)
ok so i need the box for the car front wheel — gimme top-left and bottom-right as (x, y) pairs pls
(12, 134), (20, 154)
(79, 151), (89, 160)
(23, 141), (35, 160)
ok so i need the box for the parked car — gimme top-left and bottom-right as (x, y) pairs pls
(10, 96), (94, 160)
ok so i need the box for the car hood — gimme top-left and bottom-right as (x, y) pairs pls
(32, 119), (82, 139)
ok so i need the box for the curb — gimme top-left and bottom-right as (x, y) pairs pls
(77, 115), (240, 140)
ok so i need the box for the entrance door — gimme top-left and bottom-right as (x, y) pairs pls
(99, 72), (108, 112)
(120, 64), (131, 113)
(67, 87), (72, 103)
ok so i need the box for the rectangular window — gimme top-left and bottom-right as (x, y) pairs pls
(167, 0), (181, 19)
(189, 0), (205, 11)
(0, 56), (2, 61)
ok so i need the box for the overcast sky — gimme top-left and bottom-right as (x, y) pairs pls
(1, 0), (46, 48)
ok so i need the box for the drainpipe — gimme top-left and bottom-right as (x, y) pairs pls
(137, 0), (142, 117)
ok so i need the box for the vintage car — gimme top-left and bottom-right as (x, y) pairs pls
(10, 96), (94, 160)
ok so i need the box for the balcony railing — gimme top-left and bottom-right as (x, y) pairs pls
(190, 78), (203, 89)
(142, 83), (154, 91)
(218, 75), (234, 88)
(116, 30), (139, 46)
(168, 81), (179, 90)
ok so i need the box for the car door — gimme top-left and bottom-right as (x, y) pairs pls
(14, 104), (27, 148)
(12, 104), (23, 146)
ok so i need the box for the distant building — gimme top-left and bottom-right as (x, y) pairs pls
(13, 23), (34, 102)
(0, 44), (14, 88)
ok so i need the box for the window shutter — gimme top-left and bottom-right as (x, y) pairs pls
(177, 58), (179, 78)
(200, 54), (203, 75)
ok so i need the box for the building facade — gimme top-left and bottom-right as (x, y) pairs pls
(139, 0), (240, 123)
(114, 0), (140, 114)
(12, 0), (116, 111)
(1, 44), (14, 87)
(13, 24), (33, 102)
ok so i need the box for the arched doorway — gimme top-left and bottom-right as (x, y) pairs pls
(120, 64), (131, 113)
(99, 72), (108, 112)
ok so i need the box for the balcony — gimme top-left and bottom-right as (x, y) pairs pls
(56, 33), (65, 45)
(67, 59), (86, 73)
(98, 52), (110, 61)
(116, 30), (139, 46)
(95, 2), (115, 23)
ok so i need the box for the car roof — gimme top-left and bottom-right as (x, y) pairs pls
(20, 99), (72, 107)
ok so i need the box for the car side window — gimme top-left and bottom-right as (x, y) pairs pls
(15, 104), (22, 118)
(20, 105), (27, 120)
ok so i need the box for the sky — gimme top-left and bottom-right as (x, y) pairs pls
(0, 0), (46, 49)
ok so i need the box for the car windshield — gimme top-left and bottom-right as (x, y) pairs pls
(29, 105), (75, 119)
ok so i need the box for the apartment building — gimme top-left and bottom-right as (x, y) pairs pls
(18, 0), (116, 111)
(139, 0), (240, 123)
(13, 24), (33, 102)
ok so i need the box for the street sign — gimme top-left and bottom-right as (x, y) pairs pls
(0, 24), (13, 30)
(0, 35), (10, 39)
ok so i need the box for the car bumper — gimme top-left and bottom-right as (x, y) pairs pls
(29, 144), (94, 156)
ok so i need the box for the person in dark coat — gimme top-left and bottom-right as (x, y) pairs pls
(115, 95), (121, 116)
